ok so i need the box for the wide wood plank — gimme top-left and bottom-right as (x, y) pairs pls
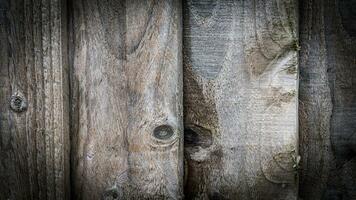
(70, 0), (183, 199)
(299, 0), (356, 199)
(0, 0), (70, 199)
(183, 0), (299, 199)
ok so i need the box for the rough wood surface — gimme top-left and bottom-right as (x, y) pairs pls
(70, 0), (183, 199)
(183, 0), (299, 199)
(299, 0), (356, 199)
(0, 0), (70, 199)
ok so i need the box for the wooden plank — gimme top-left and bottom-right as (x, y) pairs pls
(299, 0), (356, 199)
(183, 0), (299, 199)
(70, 0), (183, 199)
(0, 0), (70, 199)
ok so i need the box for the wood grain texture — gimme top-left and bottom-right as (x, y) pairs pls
(70, 0), (183, 199)
(0, 0), (70, 199)
(183, 0), (299, 199)
(299, 0), (356, 199)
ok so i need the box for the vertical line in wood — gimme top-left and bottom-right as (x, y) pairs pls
(299, 0), (356, 199)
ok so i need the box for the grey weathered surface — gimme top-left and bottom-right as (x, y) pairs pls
(70, 0), (183, 199)
(299, 0), (356, 199)
(0, 0), (70, 199)
(183, 0), (299, 199)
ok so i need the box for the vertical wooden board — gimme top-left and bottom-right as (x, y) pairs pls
(0, 1), (30, 198)
(299, 0), (356, 199)
(0, 0), (70, 199)
(298, 0), (332, 199)
(183, 0), (299, 199)
(70, 0), (183, 199)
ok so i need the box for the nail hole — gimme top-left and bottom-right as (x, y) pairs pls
(10, 95), (27, 112)
(153, 125), (174, 140)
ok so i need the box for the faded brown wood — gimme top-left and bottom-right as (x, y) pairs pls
(183, 0), (299, 199)
(0, 0), (70, 199)
(70, 0), (183, 199)
(299, 0), (356, 199)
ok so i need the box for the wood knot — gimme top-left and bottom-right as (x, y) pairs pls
(149, 124), (179, 149)
(103, 186), (120, 200)
(153, 125), (174, 140)
(10, 94), (27, 113)
(184, 125), (214, 162)
(184, 125), (212, 148)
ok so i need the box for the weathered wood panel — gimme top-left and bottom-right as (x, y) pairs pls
(70, 0), (183, 199)
(299, 0), (356, 199)
(183, 0), (299, 199)
(0, 0), (70, 199)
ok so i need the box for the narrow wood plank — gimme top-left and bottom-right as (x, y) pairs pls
(0, 0), (70, 199)
(183, 0), (299, 199)
(299, 0), (356, 199)
(70, 0), (183, 199)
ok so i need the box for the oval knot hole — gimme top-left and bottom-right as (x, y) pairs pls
(153, 125), (174, 140)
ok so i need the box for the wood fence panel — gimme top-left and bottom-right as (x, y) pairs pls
(70, 0), (183, 199)
(0, 0), (70, 199)
(299, 0), (356, 199)
(1, 1), (355, 199)
(183, 0), (299, 199)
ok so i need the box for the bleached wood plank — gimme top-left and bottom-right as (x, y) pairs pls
(183, 0), (299, 199)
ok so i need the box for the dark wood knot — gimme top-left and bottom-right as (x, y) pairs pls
(153, 125), (174, 140)
(10, 95), (27, 113)
(103, 186), (119, 200)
